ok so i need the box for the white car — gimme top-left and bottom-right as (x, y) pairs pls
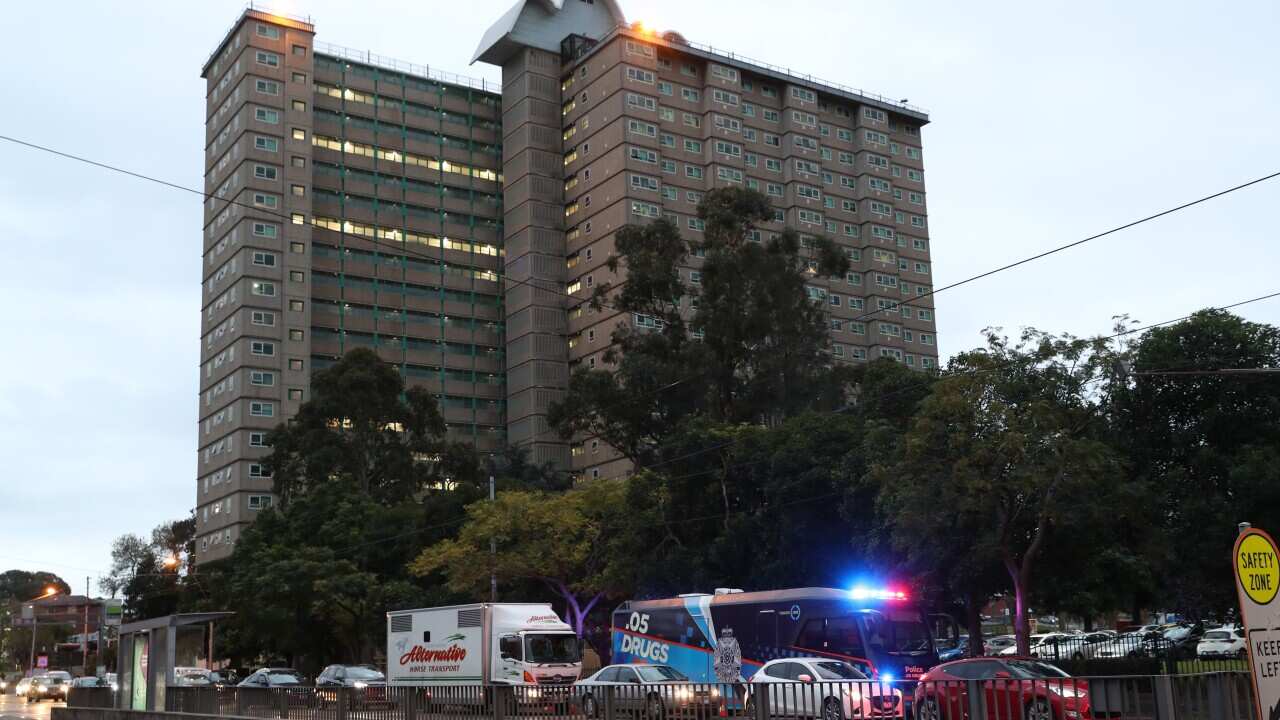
(1197, 628), (1246, 659)
(996, 633), (1073, 658)
(748, 658), (903, 719)
(983, 635), (1016, 655)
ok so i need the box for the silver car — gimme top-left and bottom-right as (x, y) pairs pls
(574, 664), (722, 719)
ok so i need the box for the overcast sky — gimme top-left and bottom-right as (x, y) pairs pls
(1, 0), (1277, 589)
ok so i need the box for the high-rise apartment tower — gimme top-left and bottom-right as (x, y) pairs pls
(196, 1), (935, 562)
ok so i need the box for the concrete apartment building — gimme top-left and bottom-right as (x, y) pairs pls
(195, 0), (936, 562)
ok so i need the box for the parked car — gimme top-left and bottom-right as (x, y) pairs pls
(914, 657), (1090, 720)
(315, 665), (389, 709)
(1146, 625), (1204, 658)
(575, 664), (722, 719)
(27, 675), (69, 702)
(1045, 631), (1117, 660)
(997, 633), (1073, 658)
(938, 636), (969, 663)
(104, 673), (119, 692)
(238, 668), (307, 688)
(1198, 628), (1246, 659)
(747, 657), (902, 719)
(174, 667), (216, 687)
(71, 677), (107, 688)
(984, 635), (1016, 656)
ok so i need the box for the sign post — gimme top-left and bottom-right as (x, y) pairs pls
(1233, 523), (1280, 720)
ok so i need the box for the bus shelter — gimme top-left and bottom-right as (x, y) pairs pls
(117, 612), (234, 711)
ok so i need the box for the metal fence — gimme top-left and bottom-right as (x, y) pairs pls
(137, 675), (1257, 720)
(980, 634), (1249, 676)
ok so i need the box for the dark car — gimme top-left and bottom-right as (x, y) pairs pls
(238, 668), (311, 706)
(315, 665), (390, 709)
(27, 675), (69, 703)
(938, 636), (969, 663)
(914, 657), (1090, 720)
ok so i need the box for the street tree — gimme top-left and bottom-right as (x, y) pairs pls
(1113, 309), (1280, 618)
(409, 481), (635, 634)
(549, 187), (851, 464)
(0, 570), (71, 601)
(877, 329), (1120, 655)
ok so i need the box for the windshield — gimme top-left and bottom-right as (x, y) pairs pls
(856, 611), (933, 655)
(1005, 661), (1070, 679)
(814, 662), (868, 681)
(524, 634), (581, 664)
(1203, 631), (1230, 641)
(268, 672), (302, 685)
(636, 666), (688, 682)
(346, 667), (385, 680)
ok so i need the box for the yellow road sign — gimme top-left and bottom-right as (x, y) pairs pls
(1234, 526), (1280, 720)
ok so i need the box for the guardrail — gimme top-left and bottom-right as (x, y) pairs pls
(149, 674), (1255, 720)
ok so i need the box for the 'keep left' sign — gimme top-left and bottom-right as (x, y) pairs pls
(1234, 526), (1280, 720)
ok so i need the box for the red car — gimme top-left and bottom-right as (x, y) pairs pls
(913, 657), (1090, 720)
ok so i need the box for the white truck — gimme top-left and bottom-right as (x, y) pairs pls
(386, 603), (582, 689)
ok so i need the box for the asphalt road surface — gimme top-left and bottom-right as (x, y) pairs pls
(0, 694), (60, 720)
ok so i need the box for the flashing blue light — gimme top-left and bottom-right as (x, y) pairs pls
(880, 673), (896, 683)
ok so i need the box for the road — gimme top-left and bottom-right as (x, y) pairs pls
(0, 694), (60, 720)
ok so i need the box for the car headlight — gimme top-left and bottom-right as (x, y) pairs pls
(842, 688), (863, 701)
(353, 682), (368, 690)
(1049, 685), (1086, 698)
(673, 687), (693, 700)
(710, 687), (721, 698)
(527, 688), (542, 699)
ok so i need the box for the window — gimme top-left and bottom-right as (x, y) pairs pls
(248, 463), (271, 478)
(629, 146), (658, 164)
(681, 63), (698, 77)
(631, 201), (660, 218)
(792, 110), (817, 127)
(919, 309), (933, 321)
(248, 495), (273, 510)
(742, 102), (755, 118)
(251, 310), (275, 326)
(251, 280), (276, 296)
(911, 216), (926, 228)
(863, 107), (887, 123)
(291, 156), (305, 168)
(661, 159), (676, 174)
(793, 136), (818, 151)
(763, 133), (780, 147)
(292, 44), (306, 56)
(684, 139), (703, 154)
(714, 114), (741, 133)
(915, 262), (930, 274)
(253, 164), (277, 180)
(689, 271), (702, 284)
(870, 201), (892, 216)
(255, 50), (280, 67)
(288, 388), (304, 400)
(250, 370), (275, 386)
(253, 136), (279, 153)
(761, 85), (777, 98)
(291, 100), (306, 112)
(255, 79), (280, 96)
(257, 23), (280, 38)
(626, 93), (656, 111)
(252, 222), (277, 238)
(658, 81), (673, 96)
(252, 192), (278, 209)
(710, 64), (739, 82)
(762, 109), (780, 123)
(630, 173), (659, 191)
(289, 358), (304, 371)
(290, 184), (305, 196)
(249, 397), (275, 415)
(869, 177), (891, 192)
(712, 88), (739, 106)
(716, 167), (743, 184)
(766, 183), (783, 197)
(798, 209), (822, 225)
(906, 147), (922, 160)
(685, 165), (704, 179)
(251, 251), (276, 267)
(249, 431), (269, 448)
(625, 40), (655, 58)
(626, 67), (655, 84)
(864, 130), (889, 145)
(765, 158), (781, 172)
(714, 140), (741, 157)
(291, 128), (306, 141)
(628, 119), (658, 137)
(683, 112), (702, 128)
(254, 107), (279, 124)
(681, 87), (700, 102)
(660, 133), (675, 148)
(866, 154), (890, 168)
(290, 241), (305, 253)
(688, 217), (706, 231)
(292, 71), (307, 83)
(659, 107), (675, 122)
(791, 87), (817, 103)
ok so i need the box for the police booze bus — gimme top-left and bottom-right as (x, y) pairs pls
(612, 587), (953, 688)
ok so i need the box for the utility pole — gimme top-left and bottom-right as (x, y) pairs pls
(82, 576), (89, 675)
(28, 610), (37, 677)
(489, 472), (497, 602)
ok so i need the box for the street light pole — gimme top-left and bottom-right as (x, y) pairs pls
(24, 587), (59, 676)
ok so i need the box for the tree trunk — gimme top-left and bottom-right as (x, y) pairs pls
(554, 581), (604, 636)
(965, 589), (985, 657)
(1083, 615), (1094, 632)
(1004, 556), (1031, 656)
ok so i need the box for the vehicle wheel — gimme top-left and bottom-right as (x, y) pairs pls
(583, 694), (598, 718)
(1024, 698), (1054, 720)
(647, 694), (666, 720)
(915, 697), (941, 720)
(822, 696), (845, 720)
